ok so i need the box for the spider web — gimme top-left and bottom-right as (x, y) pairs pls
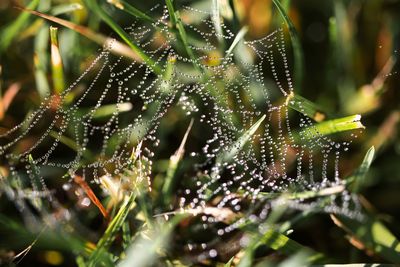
(0, 2), (362, 257)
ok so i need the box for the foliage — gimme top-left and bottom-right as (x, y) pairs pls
(0, 0), (399, 266)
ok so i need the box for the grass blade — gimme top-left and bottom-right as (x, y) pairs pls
(162, 119), (193, 205)
(91, 102), (133, 119)
(50, 27), (65, 94)
(18, 7), (145, 62)
(107, 0), (155, 24)
(51, 3), (84, 16)
(216, 115), (266, 165)
(165, 0), (201, 73)
(212, 0), (225, 50)
(84, 0), (162, 74)
(88, 192), (136, 266)
(73, 175), (109, 219)
(300, 114), (364, 138)
(332, 214), (400, 263)
(0, 0), (40, 52)
(272, 0), (304, 92)
(286, 92), (328, 122)
(226, 26), (248, 57)
(118, 215), (185, 267)
(238, 228), (326, 266)
(28, 155), (44, 210)
(34, 25), (51, 99)
(346, 146), (375, 193)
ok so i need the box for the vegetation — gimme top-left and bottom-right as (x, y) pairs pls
(0, 0), (399, 266)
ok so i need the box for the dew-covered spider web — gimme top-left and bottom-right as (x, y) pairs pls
(0, 2), (363, 259)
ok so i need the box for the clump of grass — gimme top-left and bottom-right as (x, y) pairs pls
(0, 0), (399, 267)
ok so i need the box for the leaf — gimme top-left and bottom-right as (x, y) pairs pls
(332, 214), (400, 263)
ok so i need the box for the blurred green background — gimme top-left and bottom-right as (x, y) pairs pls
(0, 0), (400, 266)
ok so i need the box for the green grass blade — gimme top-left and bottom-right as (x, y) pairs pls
(88, 192), (136, 266)
(0, 0), (40, 53)
(34, 25), (51, 99)
(299, 114), (364, 138)
(257, 229), (325, 262)
(238, 228), (326, 266)
(165, 0), (201, 73)
(121, 221), (131, 250)
(28, 155), (43, 210)
(118, 215), (185, 267)
(226, 26), (248, 57)
(332, 214), (400, 263)
(91, 102), (133, 119)
(212, 0), (225, 50)
(271, 0), (304, 92)
(84, 0), (162, 75)
(19, 7), (144, 62)
(162, 119), (193, 205)
(107, 0), (155, 24)
(346, 146), (375, 193)
(216, 114), (266, 165)
(50, 26), (65, 94)
(51, 3), (83, 16)
(224, 257), (234, 267)
(287, 92), (328, 122)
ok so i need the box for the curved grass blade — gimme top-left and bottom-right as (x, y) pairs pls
(332, 214), (400, 263)
(87, 192), (136, 266)
(286, 92), (329, 122)
(212, 0), (225, 50)
(17, 7), (143, 62)
(346, 146), (375, 193)
(272, 0), (304, 92)
(50, 27), (65, 94)
(162, 119), (193, 205)
(0, 0), (40, 53)
(118, 215), (186, 267)
(107, 0), (155, 24)
(84, 0), (162, 75)
(299, 114), (364, 138)
(216, 114), (266, 165)
(51, 3), (84, 16)
(34, 25), (51, 99)
(238, 228), (326, 267)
